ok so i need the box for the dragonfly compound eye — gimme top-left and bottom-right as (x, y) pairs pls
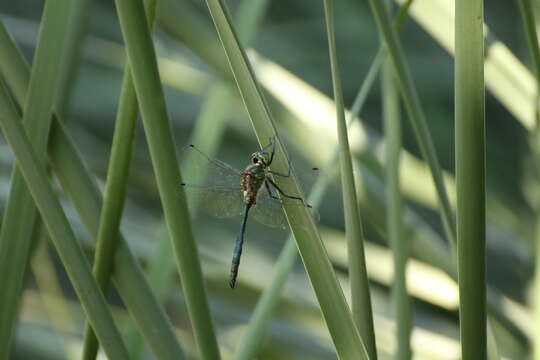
(251, 151), (268, 166)
(254, 151), (270, 166)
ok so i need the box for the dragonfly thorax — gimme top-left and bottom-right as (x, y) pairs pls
(241, 163), (266, 205)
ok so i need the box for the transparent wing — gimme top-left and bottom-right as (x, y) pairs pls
(180, 183), (318, 229)
(179, 145), (244, 217)
(250, 188), (320, 230)
(180, 185), (244, 219)
(180, 144), (242, 187)
(179, 144), (318, 229)
(250, 190), (289, 229)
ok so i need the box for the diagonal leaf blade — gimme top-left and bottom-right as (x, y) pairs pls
(0, 2), (125, 357)
(0, 17), (186, 360)
(114, 0), (221, 358)
(80, 0), (162, 357)
(0, 77), (130, 360)
(203, 0), (369, 358)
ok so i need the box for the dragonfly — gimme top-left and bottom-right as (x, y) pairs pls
(180, 139), (316, 288)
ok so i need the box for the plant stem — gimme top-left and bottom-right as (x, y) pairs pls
(455, 0), (487, 358)
(114, 0), (221, 358)
(382, 25), (412, 360)
(81, 0), (160, 358)
(202, 0), (369, 358)
(323, 0), (376, 357)
(0, 70), (130, 360)
(365, 0), (456, 251)
(0, 17), (186, 359)
(516, 1), (540, 359)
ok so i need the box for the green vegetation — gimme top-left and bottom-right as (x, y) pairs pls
(455, 0), (486, 358)
(0, 1), (537, 359)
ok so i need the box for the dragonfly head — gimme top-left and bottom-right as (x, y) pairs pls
(252, 151), (271, 167)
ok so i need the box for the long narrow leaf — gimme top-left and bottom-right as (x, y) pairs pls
(0, 2), (107, 356)
(123, 224), (177, 359)
(233, 10), (401, 347)
(394, 0), (535, 130)
(114, 0), (221, 358)
(81, 63), (139, 360)
(155, 1), (528, 346)
(0, 77), (129, 360)
(202, 0), (369, 358)
(0, 17), (186, 360)
(455, 0), (487, 358)
(323, 0), (376, 357)
(516, 2), (540, 359)
(382, 19), (412, 360)
(30, 228), (76, 359)
(235, 158), (339, 359)
(516, 0), (540, 85)
(81, 0), (160, 357)
(53, 0), (91, 118)
(130, 0), (268, 356)
(49, 120), (188, 360)
(125, 78), (233, 360)
(239, 1), (412, 356)
(365, 0), (456, 250)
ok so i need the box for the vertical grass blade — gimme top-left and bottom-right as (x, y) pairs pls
(516, 2), (540, 360)
(455, 0), (487, 358)
(125, 82), (233, 359)
(350, 0), (413, 118)
(0, 78), (129, 360)
(202, 0), (369, 358)
(80, 0), (160, 358)
(0, 17), (186, 360)
(233, 5), (415, 349)
(114, 0), (221, 358)
(234, 19), (395, 353)
(323, 0), (376, 357)
(382, 21), (412, 360)
(536, 219), (540, 360)
(365, 0), (456, 249)
(0, 2), (84, 356)
(128, 0), (267, 355)
(152, 1), (522, 350)
(80, 65), (139, 360)
(365, 2), (509, 355)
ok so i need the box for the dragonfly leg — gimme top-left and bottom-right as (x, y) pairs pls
(263, 136), (276, 165)
(262, 136), (275, 151)
(266, 178), (310, 207)
(268, 156), (293, 178)
(269, 165), (319, 179)
(264, 180), (280, 200)
(268, 169), (291, 177)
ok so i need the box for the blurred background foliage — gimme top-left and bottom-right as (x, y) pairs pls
(0, 0), (537, 359)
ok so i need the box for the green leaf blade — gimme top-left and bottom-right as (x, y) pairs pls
(114, 0), (221, 358)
